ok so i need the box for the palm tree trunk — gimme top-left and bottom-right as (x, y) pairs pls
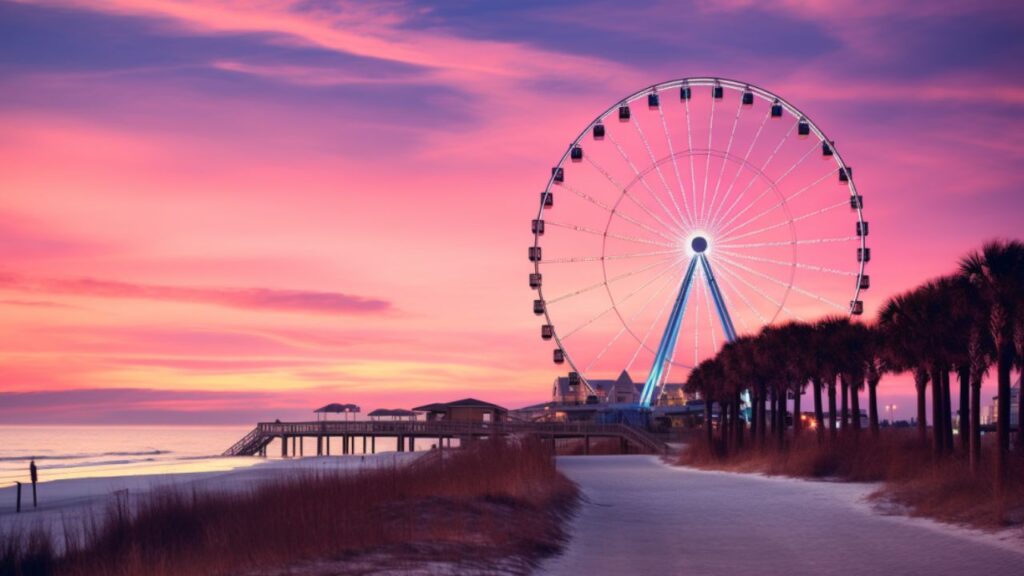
(768, 389), (776, 436)
(840, 374), (850, 430)
(957, 365), (970, 453)
(827, 375), (837, 439)
(813, 376), (825, 444)
(996, 341), (1012, 486)
(704, 400), (713, 449)
(750, 387), (760, 446)
(793, 385), (802, 437)
(757, 381), (767, 444)
(970, 376), (982, 473)
(850, 374), (862, 434)
(914, 369), (929, 447)
(734, 391), (744, 449)
(942, 369), (954, 454)
(777, 391), (786, 446)
(930, 366), (945, 456)
(868, 376), (880, 437)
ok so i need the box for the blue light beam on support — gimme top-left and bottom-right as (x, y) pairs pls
(699, 255), (738, 342)
(639, 257), (698, 407)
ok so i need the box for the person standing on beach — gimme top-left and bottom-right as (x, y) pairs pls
(29, 459), (38, 508)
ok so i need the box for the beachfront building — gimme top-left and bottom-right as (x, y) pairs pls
(411, 398), (508, 423)
(314, 403), (361, 421)
(367, 408), (418, 421)
(552, 370), (693, 407)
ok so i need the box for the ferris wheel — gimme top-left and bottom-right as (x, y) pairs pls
(529, 78), (869, 406)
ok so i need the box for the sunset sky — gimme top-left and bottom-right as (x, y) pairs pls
(2, 0), (1023, 424)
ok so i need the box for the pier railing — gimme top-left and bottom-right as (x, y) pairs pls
(224, 419), (667, 456)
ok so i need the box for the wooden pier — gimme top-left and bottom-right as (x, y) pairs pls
(223, 420), (667, 457)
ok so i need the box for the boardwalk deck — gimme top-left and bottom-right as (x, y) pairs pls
(223, 420), (667, 457)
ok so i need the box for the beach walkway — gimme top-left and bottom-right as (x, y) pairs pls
(540, 455), (1022, 575)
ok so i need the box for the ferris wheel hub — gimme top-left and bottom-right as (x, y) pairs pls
(691, 236), (709, 253)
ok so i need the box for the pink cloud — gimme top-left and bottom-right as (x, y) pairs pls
(0, 273), (391, 315)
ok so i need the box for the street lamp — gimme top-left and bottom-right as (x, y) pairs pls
(885, 404), (897, 424)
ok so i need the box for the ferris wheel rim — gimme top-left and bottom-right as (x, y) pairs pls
(530, 76), (869, 386)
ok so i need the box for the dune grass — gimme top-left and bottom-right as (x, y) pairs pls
(679, 429), (1024, 530)
(1, 437), (578, 576)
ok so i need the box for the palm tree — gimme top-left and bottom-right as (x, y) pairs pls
(814, 316), (849, 439)
(864, 325), (890, 436)
(960, 240), (1024, 482)
(685, 358), (723, 449)
(879, 289), (933, 448)
(958, 239), (1024, 481)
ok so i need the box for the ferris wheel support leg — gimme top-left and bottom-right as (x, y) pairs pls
(700, 255), (752, 417)
(640, 257), (698, 407)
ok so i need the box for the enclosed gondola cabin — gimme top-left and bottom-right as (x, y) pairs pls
(680, 85), (692, 100)
(850, 300), (864, 315)
(593, 123), (605, 140)
(532, 219), (545, 235)
(533, 299), (545, 315)
(551, 166), (564, 183)
(541, 324), (554, 340)
(822, 140), (834, 157)
(771, 101), (783, 117)
(570, 146), (583, 162)
(856, 221), (869, 237)
(568, 371), (581, 385)
(648, 93), (660, 108)
(850, 195), (863, 210)
(839, 167), (852, 183)
(618, 105), (631, 121)
(798, 120), (810, 137)
(858, 275), (871, 290)
(553, 349), (565, 364)
(541, 191), (553, 208)
(529, 273), (542, 289)
(529, 246), (542, 262)
(742, 90), (754, 105)
(712, 84), (723, 99)
(858, 247), (871, 262)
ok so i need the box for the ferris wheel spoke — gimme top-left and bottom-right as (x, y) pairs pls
(560, 254), (687, 340)
(706, 109), (771, 230)
(706, 98), (744, 233)
(604, 132), (687, 234)
(715, 248), (858, 277)
(714, 269), (754, 332)
(564, 184), (681, 244)
(626, 266), (685, 371)
(712, 256), (803, 321)
(718, 236), (858, 250)
(699, 266), (719, 353)
(684, 96), (700, 228)
(583, 262), (680, 372)
(657, 103), (698, 227)
(714, 140), (821, 236)
(714, 253), (847, 313)
(719, 198), (848, 244)
(547, 254), (679, 305)
(714, 259), (769, 326)
(544, 220), (677, 249)
(585, 156), (686, 240)
(699, 95), (717, 226)
(632, 115), (692, 230)
(716, 166), (837, 240)
(541, 247), (682, 265)
(710, 120), (798, 235)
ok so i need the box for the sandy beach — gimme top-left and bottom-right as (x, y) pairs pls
(0, 453), (423, 539)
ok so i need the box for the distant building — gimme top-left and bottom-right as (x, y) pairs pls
(988, 378), (1021, 429)
(411, 398), (508, 423)
(367, 408), (418, 421)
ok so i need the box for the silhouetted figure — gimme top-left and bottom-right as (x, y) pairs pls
(29, 459), (38, 508)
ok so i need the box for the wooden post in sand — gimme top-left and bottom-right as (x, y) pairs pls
(317, 435), (322, 456)
(281, 436), (288, 458)
(409, 437), (415, 452)
(371, 436), (376, 454)
(362, 436), (367, 454)
(15, 482), (22, 513)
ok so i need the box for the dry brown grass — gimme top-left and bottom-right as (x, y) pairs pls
(679, 429), (1024, 530)
(1, 438), (579, 576)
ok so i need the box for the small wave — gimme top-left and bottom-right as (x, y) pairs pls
(0, 449), (171, 462)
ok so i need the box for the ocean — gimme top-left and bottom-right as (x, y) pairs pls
(0, 425), (262, 485)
